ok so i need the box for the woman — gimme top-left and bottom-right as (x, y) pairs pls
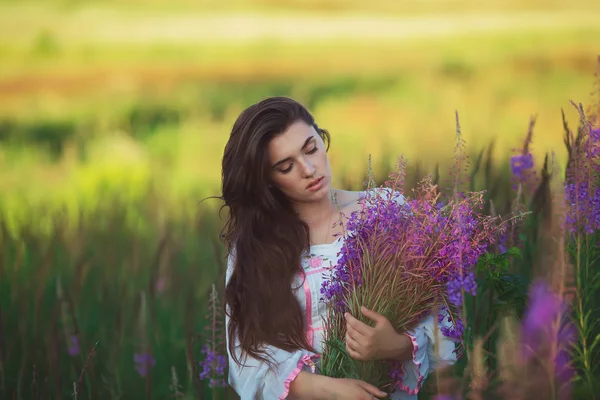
(221, 96), (457, 399)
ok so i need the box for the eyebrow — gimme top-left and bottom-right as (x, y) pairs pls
(271, 136), (315, 169)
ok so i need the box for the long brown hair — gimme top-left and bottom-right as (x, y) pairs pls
(220, 96), (331, 366)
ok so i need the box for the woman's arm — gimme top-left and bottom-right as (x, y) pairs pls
(289, 372), (388, 400)
(386, 332), (415, 361)
(288, 373), (328, 399)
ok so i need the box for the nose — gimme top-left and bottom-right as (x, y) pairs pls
(299, 158), (316, 178)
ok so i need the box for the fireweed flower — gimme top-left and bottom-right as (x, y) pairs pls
(509, 116), (539, 194)
(320, 173), (506, 389)
(564, 117), (600, 234)
(155, 276), (166, 293)
(591, 126), (600, 141)
(321, 183), (500, 320)
(56, 277), (80, 357)
(199, 345), (227, 388)
(198, 284), (227, 388)
(564, 181), (600, 234)
(67, 335), (80, 356)
(521, 281), (576, 392)
(510, 153), (534, 185)
(134, 352), (156, 377)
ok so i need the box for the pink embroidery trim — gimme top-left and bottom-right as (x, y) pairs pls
(307, 256), (323, 268)
(279, 354), (318, 399)
(302, 276), (314, 346)
(305, 267), (327, 276)
(279, 271), (326, 398)
(395, 332), (425, 395)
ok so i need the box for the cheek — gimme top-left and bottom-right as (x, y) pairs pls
(315, 150), (330, 171)
(271, 173), (300, 193)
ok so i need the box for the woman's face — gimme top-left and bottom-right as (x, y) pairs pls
(267, 120), (332, 204)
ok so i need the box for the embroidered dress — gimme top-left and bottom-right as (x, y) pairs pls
(225, 189), (458, 399)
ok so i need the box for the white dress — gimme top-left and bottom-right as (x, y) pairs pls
(225, 190), (458, 399)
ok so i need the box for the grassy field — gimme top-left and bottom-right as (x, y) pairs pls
(1, 1), (600, 398)
(1, 13), (599, 210)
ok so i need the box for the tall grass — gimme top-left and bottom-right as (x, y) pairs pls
(0, 192), (234, 399)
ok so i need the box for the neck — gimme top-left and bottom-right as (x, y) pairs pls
(294, 189), (337, 226)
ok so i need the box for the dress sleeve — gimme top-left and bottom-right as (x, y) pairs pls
(224, 249), (318, 400)
(395, 310), (458, 396)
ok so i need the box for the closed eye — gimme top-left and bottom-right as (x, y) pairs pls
(277, 144), (317, 174)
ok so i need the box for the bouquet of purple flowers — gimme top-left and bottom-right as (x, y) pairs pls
(319, 158), (508, 391)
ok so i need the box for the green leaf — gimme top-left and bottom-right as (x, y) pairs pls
(589, 333), (600, 353)
(506, 246), (523, 259)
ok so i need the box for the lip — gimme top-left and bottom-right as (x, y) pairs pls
(306, 176), (325, 191)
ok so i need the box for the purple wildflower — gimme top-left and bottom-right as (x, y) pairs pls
(510, 153), (534, 182)
(198, 284), (227, 388)
(497, 231), (508, 254)
(564, 117), (600, 234)
(321, 183), (501, 340)
(67, 335), (80, 356)
(134, 352), (156, 377)
(564, 181), (600, 234)
(446, 272), (477, 307)
(155, 277), (166, 293)
(441, 316), (465, 341)
(509, 116), (538, 193)
(521, 280), (576, 389)
(199, 345), (227, 388)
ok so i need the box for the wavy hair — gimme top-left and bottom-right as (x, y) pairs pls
(221, 96), (331, 366)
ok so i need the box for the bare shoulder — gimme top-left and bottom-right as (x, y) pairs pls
(331, 189), (366, 215)
(334, 187), (406, 210)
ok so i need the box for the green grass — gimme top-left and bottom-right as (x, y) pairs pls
(1, 138), (598, 399)
(0, 191), (234, 399)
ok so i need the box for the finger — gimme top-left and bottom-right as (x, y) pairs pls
(344, 312), (372, 336)
(345, 331), (363, 354)
(346, 322), (365, 342)
(358, 381), (387, 398)
(345, 339), (364, 361)
(346, 345), (364, 361)
(360, 306), (385, 325)
(347, 325), (371, 352)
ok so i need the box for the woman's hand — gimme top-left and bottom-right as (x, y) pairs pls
(324, 378), (388, 399)
(290, 372), (387, 400)
(345, 306), (413, 362)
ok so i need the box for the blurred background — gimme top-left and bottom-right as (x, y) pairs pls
(1, 0), (599, 398)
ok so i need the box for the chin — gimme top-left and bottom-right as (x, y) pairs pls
(307, 179), (330, 198)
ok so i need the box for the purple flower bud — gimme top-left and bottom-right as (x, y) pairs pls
(521, 281), (576, 389)
(67, 335), (80, 356)
(199, 345), (227, 388)
(134, 352), (156, 377)
(510, 153), (534, 180)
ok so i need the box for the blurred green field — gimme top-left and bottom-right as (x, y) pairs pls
(1, 3), (599, 216)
